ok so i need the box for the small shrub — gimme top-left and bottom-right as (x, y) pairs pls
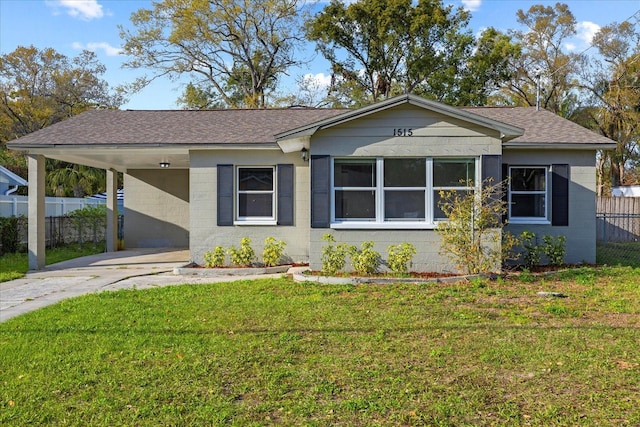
(349, 241), (380, 275)
(436, 178), (508, 274)
(228, 237), (255, 266)
(521, 231), (541, 268)
(0, 216), (21, 255)
(320, 234), (349, 276)
(68, 205), (107, 248)
(204, 246), (226, 267)
(263, 237), (286, 267)
(501, 230), (523, 269)
(386, 243), (417, 275)
(542, 235), (566, 266)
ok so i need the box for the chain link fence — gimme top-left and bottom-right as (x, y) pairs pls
(596, 197), (640, 267)
(0, 215), (123, 255)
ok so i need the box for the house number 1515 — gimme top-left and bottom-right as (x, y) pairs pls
(393, 128), (413, 137)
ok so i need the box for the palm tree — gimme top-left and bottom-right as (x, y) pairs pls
(47, 160), (105, 197)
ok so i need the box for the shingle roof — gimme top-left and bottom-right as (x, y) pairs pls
(7, 102), (615, 149)
(7, 108), (347, 146)
(462, 106), (615, 146)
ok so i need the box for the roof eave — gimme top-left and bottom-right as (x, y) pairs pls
(7, 143), (282, 151)
(503, 142), (618, 150)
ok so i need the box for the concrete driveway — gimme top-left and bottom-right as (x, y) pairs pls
(0, 248), (284, 322)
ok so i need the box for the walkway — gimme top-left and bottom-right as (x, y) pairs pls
(0, 249), (285, 322)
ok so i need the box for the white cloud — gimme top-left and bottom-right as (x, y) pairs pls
(46, 0), (104, 21)
(461, 0), (481, 12)
(303, 73), (332, 88)
(576, 21), (600, 45)
(72, 41), (122, 56)
(565, 42), (577, 51)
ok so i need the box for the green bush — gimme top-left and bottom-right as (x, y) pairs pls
(521, 231), (541, 268)
(0, 216), (21, 255)
(349, 241), (380, 275)
(386, 243), (416, 275)
(520, 232), (566, 267)
(542, 235), (566, 266)
(228, 237), (255, 266)
(204, 246), (226, 268)
(263, 237), (286, 267)
(67, 205), (107, 248)
(320, 233), (349, 276)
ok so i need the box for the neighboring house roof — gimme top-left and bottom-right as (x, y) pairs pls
(0, 165), (28, 186)
(611, 186), (640, 197)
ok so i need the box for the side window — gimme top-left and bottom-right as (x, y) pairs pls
(509, 166), (548, 221)
(237, 166), (275, 221)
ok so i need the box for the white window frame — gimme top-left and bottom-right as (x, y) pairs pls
(432, 158), (477, 221)
(235, 166), (277, 225)
(330, 157), (478, 229)
(508, 166), (550, 224)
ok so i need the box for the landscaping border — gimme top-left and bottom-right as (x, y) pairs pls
(173, 264), (292, 276)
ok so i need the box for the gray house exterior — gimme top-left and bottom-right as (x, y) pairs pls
(8, 94), (616, 272)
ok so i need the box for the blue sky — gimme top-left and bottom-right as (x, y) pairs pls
(1, 0), (639, 110)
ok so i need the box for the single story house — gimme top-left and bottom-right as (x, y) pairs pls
(8, 94), (616, 271)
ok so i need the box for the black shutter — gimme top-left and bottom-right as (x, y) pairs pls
(311, 155), (331, 228)
(551, 164), (569, 226)
(481, 155), (503, 224)
(217, 164), (234, 226)
(481, 155), (502, 186)
(502, 163), (509, 223)
(277, 164), (294, 226)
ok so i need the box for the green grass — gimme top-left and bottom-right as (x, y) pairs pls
(1, 267), (639, 426)
(0, 244), (105, 282)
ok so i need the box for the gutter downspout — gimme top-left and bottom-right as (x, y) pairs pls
(4, 185), (19, 196)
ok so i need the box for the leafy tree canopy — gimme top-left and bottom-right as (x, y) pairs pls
(0, 46), (124, 143)
(120, 0), (306, 108)
(578, 21), (640, 190)
(0, 45), (123, 196)
(305, 0), (518, 107)
(494, 2), (582, 116)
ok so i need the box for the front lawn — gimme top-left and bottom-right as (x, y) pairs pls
(1, 267), (639, 425)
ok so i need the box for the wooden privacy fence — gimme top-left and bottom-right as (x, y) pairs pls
(596, 197), (640, 242)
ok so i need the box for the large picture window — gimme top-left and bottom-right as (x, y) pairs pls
(508, 166), (548, 221)
(237, 166), (275, 222)
(331, 157), (477, 227)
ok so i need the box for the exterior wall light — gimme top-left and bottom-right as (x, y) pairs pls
(300, 147), (309, 162)
(159, 162), (171, 168)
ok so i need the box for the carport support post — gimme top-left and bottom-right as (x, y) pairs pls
(27, 154), (45, 270)
(106, 168), (118, 252)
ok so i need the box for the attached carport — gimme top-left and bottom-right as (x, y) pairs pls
(8, 113), (191, 270)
